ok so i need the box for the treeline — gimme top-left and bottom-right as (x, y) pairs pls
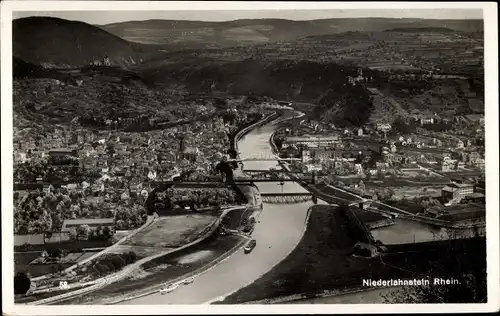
(14, 162), (84, 183)
(155, 187), (238, 209)
(15, 238), (112, 253)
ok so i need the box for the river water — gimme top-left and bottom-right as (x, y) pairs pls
(370, 219), (485, 245)
(242, 116), (482, 245)
(122, 114), (482, 305)
(237, 121), (310, 195)
(237, 115), (483, 304)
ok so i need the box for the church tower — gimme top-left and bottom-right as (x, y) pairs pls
(179, 136), (186, 153)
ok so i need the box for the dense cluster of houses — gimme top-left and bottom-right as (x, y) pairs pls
(13, 112), (251, 240)
(277, 122), (484, 178)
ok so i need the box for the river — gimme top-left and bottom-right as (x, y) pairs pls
(121, 115), (325, 305)
(371, 219), (485, 245)
(120, 114), (480, 305)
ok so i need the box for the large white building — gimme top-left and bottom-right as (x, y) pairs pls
(283, 135), (341, 148)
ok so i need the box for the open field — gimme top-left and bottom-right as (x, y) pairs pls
(123, 215), (216, 248)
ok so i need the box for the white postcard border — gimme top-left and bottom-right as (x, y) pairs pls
(2, 1), (498, 314)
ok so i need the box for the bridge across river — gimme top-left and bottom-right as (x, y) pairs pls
(260, 192), (313, 204)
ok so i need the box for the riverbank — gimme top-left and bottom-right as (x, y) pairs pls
(25, 205), (247, 305)
(215, 204), (486, 304)
(55, 234), (247, 305)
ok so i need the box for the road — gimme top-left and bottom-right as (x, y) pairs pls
(121, 116), (327, 305)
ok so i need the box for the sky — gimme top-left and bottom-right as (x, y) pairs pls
(12, 9), (483, 25)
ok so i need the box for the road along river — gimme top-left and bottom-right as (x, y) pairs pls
(121, 117), (327, 305)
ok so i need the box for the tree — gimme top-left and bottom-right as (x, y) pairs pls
(68, 227), (78, 241)
(128, 251), (137, 263)
(382, 224), (486, 303)
(358, 180), (366, 190)
(43, 231), (53, 244)
(109, 256), (125, 270)
(102, 226), (112, 239)
(14, 272), (31, 295)
(77, 224), (90, 240)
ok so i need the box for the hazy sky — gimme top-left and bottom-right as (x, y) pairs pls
(13, 9), (483, 25)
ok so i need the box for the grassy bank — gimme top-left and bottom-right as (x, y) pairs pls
(54, 234), (244, 304)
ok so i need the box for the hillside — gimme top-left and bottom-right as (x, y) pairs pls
(13, 55), (375, 129)
(139, 58), (365, 101)
(13, 57), (71, 81)
(139, 57), (378, 127)
(13, 17), (162, 68)
(99, 18), (483, 49)
(12, 64), (185, 130)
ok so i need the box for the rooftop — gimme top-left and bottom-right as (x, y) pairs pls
(468, 192), (486, 198)
(446, 182), (475, 189)
(464, 114), (484, 122)
(183, 147), (200, 154)
(62, 218), (115, 226)
(49, 148), (76, 153)
(285, 135), (340, 142)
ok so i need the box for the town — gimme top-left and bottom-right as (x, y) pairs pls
(9, 8), (490, 308)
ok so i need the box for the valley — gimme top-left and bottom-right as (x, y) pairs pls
(10, 11), (488, 308)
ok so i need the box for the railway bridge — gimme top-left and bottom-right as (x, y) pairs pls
(260, 192), (313, 204)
